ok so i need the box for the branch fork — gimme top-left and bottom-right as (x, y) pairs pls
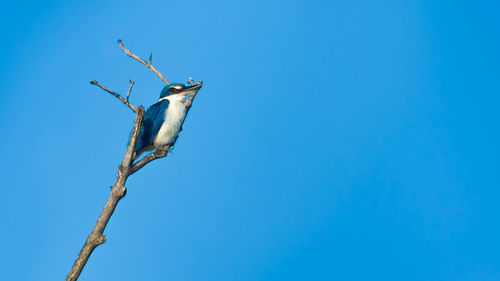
(65, 40), (202, 281)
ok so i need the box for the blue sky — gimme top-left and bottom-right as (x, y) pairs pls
(1, 0), (499, 280)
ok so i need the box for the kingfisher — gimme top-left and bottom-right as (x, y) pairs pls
(133, 81), (203, 159)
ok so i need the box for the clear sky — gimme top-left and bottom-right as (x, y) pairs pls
(1, 0), (499, 280)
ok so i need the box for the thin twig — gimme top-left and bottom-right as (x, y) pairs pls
(130, 148), (169, 175)
(126, 80), (135, 101)
(90, 80), (137, 112)
(184, 79), (203, 110)
(117, 39), (170, 85)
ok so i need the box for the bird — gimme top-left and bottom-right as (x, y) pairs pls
(133, 81), (203, 159)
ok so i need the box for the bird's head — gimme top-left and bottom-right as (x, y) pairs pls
(159, 81), (203, 101)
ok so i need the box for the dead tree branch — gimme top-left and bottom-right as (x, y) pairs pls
(117, 39), (170, 85)
(185, 77), (203, 110)
(65, 41), (202, 281)
(90, 80), (137, 112)
(126, 79), (135, 101)
(65, 103), (145, 281)
(130, 148), (169, 175)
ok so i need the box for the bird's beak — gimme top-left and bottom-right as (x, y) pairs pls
(181, 81), (203, 96)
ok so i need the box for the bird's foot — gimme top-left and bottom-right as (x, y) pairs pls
(157, 145), (174, 154)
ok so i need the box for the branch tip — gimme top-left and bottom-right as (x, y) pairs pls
(126, 80), (135, 101)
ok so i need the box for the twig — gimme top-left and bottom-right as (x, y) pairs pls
(184, 79), (203, 110)
(117, 39), (170, 85)
(126, 80), (135, 101)
(130, 148), (169, 175)
(90, 80), (137, 112)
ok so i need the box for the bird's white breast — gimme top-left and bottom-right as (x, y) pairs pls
(153, 99), (187, 148)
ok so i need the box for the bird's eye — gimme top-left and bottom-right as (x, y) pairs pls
(169, 87), (176, 92)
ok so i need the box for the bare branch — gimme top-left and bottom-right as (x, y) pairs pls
(126, 80), (135, 101)
(65, 106), (146, 281)
(117, 39), (170, 85)
(90, 80), (137, 112)
(184, 79), (203, 110)
(130, 148), (169, 175)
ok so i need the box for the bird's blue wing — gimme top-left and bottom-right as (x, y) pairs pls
(135, 100), (170, 153)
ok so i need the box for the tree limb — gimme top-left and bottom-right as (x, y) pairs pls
(130, 148), (169, 175)
(90, 80), (137, 113)
(126, 80), (135, 101)
(65, 105), (145, 281)
(117, 39), (171, 85)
